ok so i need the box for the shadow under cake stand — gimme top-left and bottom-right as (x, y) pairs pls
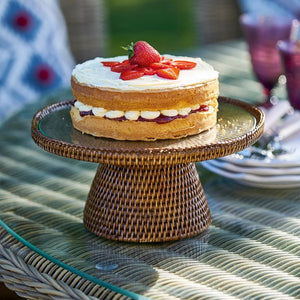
(31, 97), (264, 243)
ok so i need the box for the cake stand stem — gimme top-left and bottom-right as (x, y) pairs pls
(83, 162), (211, 242)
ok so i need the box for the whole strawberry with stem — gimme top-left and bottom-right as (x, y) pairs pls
(123, 41), (161, 67)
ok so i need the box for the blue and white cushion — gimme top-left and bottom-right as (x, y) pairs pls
(0, 0), (74, 123)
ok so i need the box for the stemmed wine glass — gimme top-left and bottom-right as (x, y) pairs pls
(240, 14), (292, 108)
(278, 39), (300, 110)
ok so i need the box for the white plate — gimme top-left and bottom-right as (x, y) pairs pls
(209, 159), (300, 176)
(219, 130), (300, 168)
(230, 180), (300, 189)
(202, 161), (300, 188)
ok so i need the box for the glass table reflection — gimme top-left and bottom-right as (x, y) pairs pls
(0, 41), (299, 299)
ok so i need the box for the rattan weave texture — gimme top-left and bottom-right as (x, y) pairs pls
(0, 228), (121, 300)
(84, 163), (211, 242)
(59, 0), (107, 62)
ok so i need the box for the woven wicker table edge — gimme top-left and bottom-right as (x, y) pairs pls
(0, 226), (124, 300)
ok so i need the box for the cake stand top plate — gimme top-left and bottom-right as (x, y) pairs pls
(31, 97), (264, 166)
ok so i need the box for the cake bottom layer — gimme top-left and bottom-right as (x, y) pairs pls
(70, 106), (217, 141)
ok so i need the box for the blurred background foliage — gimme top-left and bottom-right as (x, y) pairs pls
(106, 0), (196, 56)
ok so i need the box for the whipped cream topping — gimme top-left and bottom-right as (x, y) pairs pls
(72, 55), (218, 91)
(74, 100), (212, 120)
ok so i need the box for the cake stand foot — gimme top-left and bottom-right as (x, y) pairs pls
(83, 163), (211, 242)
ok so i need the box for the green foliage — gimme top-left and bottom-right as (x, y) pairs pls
(106, 0), (195, 56)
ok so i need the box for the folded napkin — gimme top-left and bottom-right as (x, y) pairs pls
(276, 110), (300, 140)
(261, 100), (292, 133)
(260, 100), (300, 142)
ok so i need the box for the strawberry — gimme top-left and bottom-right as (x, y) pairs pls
(173, 60), (197, 70)
(160, 58), (174, 65)
(101, 61), (120, 67)
(110, 62), (138, 73)
(150, 62), (170, 70)
(135, 67), (156, 75)
(123, 41), (161, 67)
(156, 67), (180, 80)
(120, 70), (144, 80)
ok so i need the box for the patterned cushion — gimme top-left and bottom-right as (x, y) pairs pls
(0, 0), (74, 123)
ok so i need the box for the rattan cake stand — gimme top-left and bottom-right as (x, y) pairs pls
(31, 97), (264, 243)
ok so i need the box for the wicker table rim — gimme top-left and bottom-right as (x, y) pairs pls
(0, 226), (126, 300)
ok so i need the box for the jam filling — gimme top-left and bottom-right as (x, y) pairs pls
(79, 110), (93, 117)
(72, 100), (209, 124)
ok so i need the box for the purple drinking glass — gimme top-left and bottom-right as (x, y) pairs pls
(278, 40), (300, 110)
(240, 14), (292, 107)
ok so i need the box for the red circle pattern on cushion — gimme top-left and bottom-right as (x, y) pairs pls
(13, 10), (32, 31)
(35, 64), (55, 85)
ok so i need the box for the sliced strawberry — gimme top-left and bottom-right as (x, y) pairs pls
(101, 61), (120, 67)
(173, 60), (197, 70)
(111, 63), (138, 73)
(135, 67), (156, 75)
(160, 58), (174, 65)
(156, 67), (180, 80)
(143, 68), (156, 76)
(150, 62), (170, 70)
(120, 70), (144, 80)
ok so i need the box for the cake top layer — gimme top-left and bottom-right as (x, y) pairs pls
(72, 55), (218, 91)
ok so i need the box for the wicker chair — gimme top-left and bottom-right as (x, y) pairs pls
(59, 0), (107, 63)
(193, 0), (242, 44)
(0, 2), (108, 298)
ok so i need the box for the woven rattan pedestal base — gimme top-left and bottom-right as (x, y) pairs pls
(84, 163), (210, 242)
(31, 97), (264, 243)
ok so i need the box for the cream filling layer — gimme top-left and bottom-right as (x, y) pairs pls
(74, 100), (213, 120)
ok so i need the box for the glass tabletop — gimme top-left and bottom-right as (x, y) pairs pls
(1, 42), (299, 299)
